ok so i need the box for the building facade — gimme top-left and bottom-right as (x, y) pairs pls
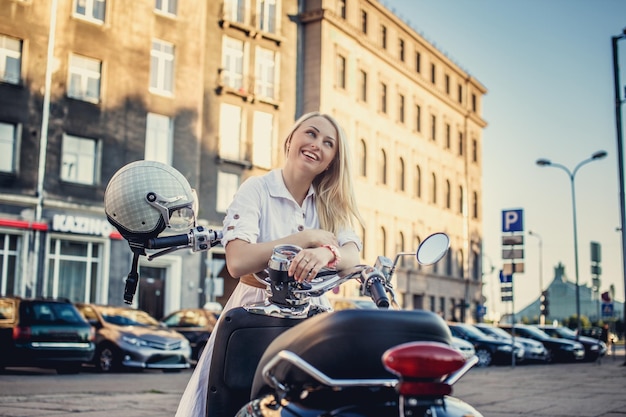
(0, 0), (486, 322)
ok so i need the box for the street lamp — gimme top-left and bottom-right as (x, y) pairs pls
(528, 230), (544, 324)
(611, 27), (626, 366)
(536, 150), (608, 334)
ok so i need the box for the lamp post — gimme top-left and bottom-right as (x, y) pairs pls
(528, 230), (544, 324)
(536, 151), (608, 334)
(611, 28), (626, 366)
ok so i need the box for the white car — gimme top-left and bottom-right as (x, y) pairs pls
(451, 336), (476, 360)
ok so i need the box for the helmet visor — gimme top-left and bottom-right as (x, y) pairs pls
(168, 189), (198, 232)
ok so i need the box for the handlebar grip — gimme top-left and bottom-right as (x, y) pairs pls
(369, 279), (390, 308)
(147, 233), (190, 249)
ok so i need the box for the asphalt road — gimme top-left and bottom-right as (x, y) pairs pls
(0, 350), (625, 417)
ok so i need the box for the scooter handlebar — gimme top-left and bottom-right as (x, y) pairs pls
(147, 233), (191, 249)
(369, 278), (390, 308)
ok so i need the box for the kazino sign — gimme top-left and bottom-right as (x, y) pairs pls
(52, 214), (114, 237)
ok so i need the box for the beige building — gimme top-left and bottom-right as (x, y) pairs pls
(0, 0), (486, 322)
(298, 0), (487, 321)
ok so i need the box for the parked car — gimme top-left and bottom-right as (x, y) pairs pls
(330, 297), (377, 311)
(474, 323), (550, 363)
(0, 296), (95, 374)
(448, 322), (524, 367)
(75, 303), (191, 373)
(451, 336), (476, 360)
(160, 308), (220, 361)
(498, 324), (585, 363)
(536, 324), (607, 362)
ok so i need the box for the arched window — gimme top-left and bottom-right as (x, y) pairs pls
(379, 226), (387, 257)
(415, 165), (422, 198)
(457, 249), (464, 278)
(445, 245), (453, 275)
(445, 179), (451, 209)
(458, 185), (464, 214)
(431, 172), (437, 204)
(357, 139), (367, 177)
(397, 231), (405, 266)
(472, 250), (480, 280)
(398, 157), (405, 191)
(472, 191), (478, 219)
(379, 149), (387, 185)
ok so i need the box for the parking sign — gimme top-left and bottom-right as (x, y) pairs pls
(502, 209), (524, 233)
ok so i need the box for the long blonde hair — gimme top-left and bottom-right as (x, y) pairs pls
(283, 112), (364, 234)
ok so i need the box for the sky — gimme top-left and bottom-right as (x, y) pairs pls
(382, 0), (626, 318)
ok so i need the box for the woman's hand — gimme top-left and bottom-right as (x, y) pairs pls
(288, 247), (335, 282)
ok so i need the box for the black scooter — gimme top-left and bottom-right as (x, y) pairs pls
(144, 229), (482, 417)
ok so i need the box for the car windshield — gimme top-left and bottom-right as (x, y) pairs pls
(480, 325), (511, 339)
(457, 324), (490, 339)
(98, 307), (160, 327)
(552, 327), (576, 337)
(516, 326), (549, 339)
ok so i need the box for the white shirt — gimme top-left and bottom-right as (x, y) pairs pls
(222, 169), (361, 257)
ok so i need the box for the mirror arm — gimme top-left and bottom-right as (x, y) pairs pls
(389, 252), (417, 281)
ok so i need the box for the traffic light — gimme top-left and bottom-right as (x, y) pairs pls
(540, 290), (549, 316)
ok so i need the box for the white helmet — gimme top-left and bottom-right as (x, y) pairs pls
(104, 160), (197, 246)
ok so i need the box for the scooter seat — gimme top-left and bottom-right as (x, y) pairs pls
(251, 308), (452, 398)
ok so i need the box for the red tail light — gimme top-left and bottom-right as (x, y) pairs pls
(12, 326), (31, 342)
(88, 327), (96, 342)
(382, 341), (466, 396)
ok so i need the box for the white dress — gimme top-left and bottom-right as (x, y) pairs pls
(175, 169), (361, 417)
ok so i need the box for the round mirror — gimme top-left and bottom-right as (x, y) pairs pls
(416, 233), (450, 265)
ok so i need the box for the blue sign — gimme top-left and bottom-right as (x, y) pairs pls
(602, 302), (614, 318)
(502, 209), (524, 233)
(477, 305), (487, 317)
(499, 270), (512, 283)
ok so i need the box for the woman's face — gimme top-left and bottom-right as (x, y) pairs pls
(287, 116), (338, 175)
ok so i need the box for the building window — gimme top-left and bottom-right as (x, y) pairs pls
(257, 0), (277, 33)
(155, 0), (177, 15)
(472, 93), (477, 112)
(361, 9), (368, 34)
(415, 51), (421, 73)
(379, 226), (386, 257)
(381, 24), (387, 49)
(458, 132), (464, 156)
(380, 82), (387, 114)
(61, 134), (99, 185)
(472, 139), (478, 162)
(430, 63), (436, 84)
(150, 39), (175, 95)
(472, 191), (479, 219)
(46, 238), (102, 302)
(445, 123), (451, 149)
(0, 35), (21, 84)
(445, 249), (453, 275)
(73, 0), (106, 23)
(430, 172), (437, 204)
(445, 179), (451, 209)
(458, 84), (463, 103)
(252, 111), (273, 169)
(415, 165), (421, 198)
(216, 171), (240, 213)
(337, 0), (346, 19)
(445, 74), (450, 94)
(458, 185), (464, 214)
(357, 139), (367, 177)
(336, 54), (346, 90)
(359, 70), (367, 102)
(430, 114), (436, 142)
(415, 104), (421, 132)
(379, 149), (387, 185)
(398, 94), (405, 123)
(222, 36), (244, 91)
(145, 113), (173, 164)
(0, 233), (20, 297)
(224, 0), (246, 24)
(457, 249), (464, 278)
(219, 103), (242, 161)
(397, 157), (405, 191)
(0, 122), (19, 174)
(68, 54), (101, 103)
(399, 39), (405, 62)
(255, 47), (276, 99)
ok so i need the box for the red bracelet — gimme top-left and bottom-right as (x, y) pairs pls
(321, 244), (341, 269)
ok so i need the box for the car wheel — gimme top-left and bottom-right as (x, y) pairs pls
(476, 348), (493, 367)
(545, 349), (554, 363)
(96, 343), (120, 373)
